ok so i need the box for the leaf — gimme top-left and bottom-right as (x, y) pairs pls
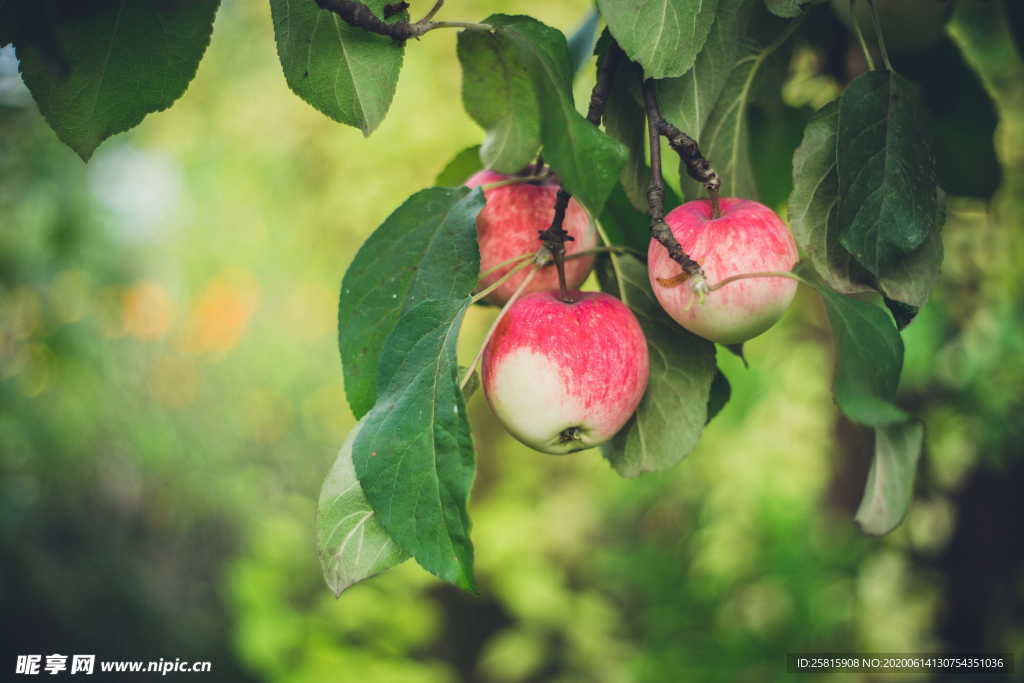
(789, 100), (873, 294)
(763, 0), (819, 19)
(791, 102), (945, 318)
(435, 145), (482, 186)
(602, 55), (650, 212)
(805, 272), (909, 426)
(836, 71), (939, 275)
(339, 187), (484, 418)
(353, 298), (477, 590)
(457, 29), (541, 173)
(318, 420), (409, 597)
(12, 0), (219, 160)
(656, 0), (758, 141)
(597, 0), (718, 79)
(486, 14), (626, 214)
(599, 256), (716, 476)
(566, 7), (600, 78)
(855, 420), (924, 536)
(270, 0), (404, 136)
(706, 367), (731, 424)
(599, 184), (652, 254)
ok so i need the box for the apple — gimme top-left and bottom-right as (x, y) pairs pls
(466, 170), (597, 305)
(647, 198), (799, 345)
(482, 290), (649, 454)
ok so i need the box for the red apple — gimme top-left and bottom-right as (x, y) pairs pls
(647, 198), (799, 344)
(482, 290), (649, 454)
(466, 170), (597, 305)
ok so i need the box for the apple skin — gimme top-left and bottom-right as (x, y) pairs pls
(482, 290), (649, 454)
(466, 170), (597, 305)
(647, 198), (799, 345)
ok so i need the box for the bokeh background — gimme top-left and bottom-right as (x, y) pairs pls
(2, 1), (1022, 681)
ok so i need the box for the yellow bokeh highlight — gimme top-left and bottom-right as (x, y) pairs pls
(122, 280), (177, 341)
(182, 269), (261, 354)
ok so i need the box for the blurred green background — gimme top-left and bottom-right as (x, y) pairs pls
(2, 2), (1022, 681)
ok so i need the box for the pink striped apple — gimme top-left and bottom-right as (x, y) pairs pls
(648, 198), (799, 344)
(482, 290), (649, 454)
(466, 170), (597, 305)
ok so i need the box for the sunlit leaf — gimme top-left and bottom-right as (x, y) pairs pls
(318, 420), (408, 597)
(597, 0), (718, 79)
(855, 420), (924, 536)
(339, 187), (484, 418)
(270, 0), (404, 135)
(354, 298), (478, 591)
(457, 29), (541, 173)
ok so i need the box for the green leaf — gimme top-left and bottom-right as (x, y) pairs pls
(656, 0), (758, 141)
(875, 204), (944, 315)
(806, 273), (909, 426)
(318, 420), (409, 597)
(457, 29), (541, 173)
(600, 256), (716, 477)
(789, 101), (873, 294)
(596, 0), (718, 79)
(339, 187), (484, 418)
(435, 145), (483, 186)
(598, 184), (652, 254)
(836, 71), (938, 275)
(763, 0), (818, 19)
(567, 7), (600, 78)
(706, 367), (732, 424)
(855, 420), (924, 536)
(602, 55), (650, 212)
(486, 14), (626, 214)
(12, 0), (219, 160)
(353, 298), (477, 590)
(270, 0), (404, 136)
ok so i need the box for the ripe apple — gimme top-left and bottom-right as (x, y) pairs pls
(482, 290), (649, 454)
(466, 170), (597, 305)
(647, 198), (799, 345)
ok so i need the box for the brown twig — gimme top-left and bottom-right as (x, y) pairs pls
(642, 79), (722, 217)
(641, 79), (705, 281)
(313, 0), (490, 41)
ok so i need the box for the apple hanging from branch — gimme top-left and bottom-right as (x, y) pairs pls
(467, 170), (597, 305)
(648, 198), (800, 345)
(481, 290), (649, 454)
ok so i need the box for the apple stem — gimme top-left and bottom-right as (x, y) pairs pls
(709, 190), (722, 219)
(460, 266), (539, 392)
(864, 0), (895, 71)
(471, 257), (537, 304)
(642, 79), (705, 281)
(313, 0), (492, 42)
(707, 270), (804, 293)
(849, 0), (878, 71)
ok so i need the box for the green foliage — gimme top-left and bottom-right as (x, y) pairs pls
(811, 277), (908, 427)
(855, 420), (925, 535)
(763, 0), (819, 19)
(600, 256), (716, 476)
(10, 0), (219, 160)
(457, 29), (541, 173)
(484, 14), (627, 213)
(318, 420), (409, 597)
(270, 0), (405, 135)
(353, 298), (478, 590)
(435, 145), (483, 186)
(656, 0), (757, 141)
(836, 71), (938, 275)
(338, 187), (484, 419)
(597, 0), (718, 79)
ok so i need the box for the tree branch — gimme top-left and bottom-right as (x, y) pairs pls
(313, 0), (491, 41)
(536, 44), (619, 302)
(642, 78), (721, 218)
(642, 79), (705, 281)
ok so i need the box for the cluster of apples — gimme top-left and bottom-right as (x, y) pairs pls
(467, 171), (799, 454)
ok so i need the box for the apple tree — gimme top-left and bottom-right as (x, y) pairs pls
(2, 0), (1007, 597)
